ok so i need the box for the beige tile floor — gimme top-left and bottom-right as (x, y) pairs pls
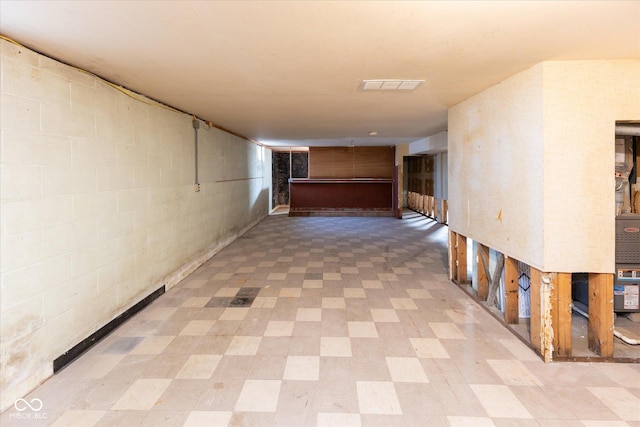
(2, 211), (640, 426)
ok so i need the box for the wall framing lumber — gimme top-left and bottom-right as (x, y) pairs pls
(504, 257), (520, 324)
(477, 244), (490, 301)
(448, 230), (458, 281)
(456, 233), (468, 284)
(588, 273), (614, 358)
(529, 267), (542, 355)
(552, 273), (572, 357)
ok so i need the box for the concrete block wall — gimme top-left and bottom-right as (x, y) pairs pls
(0, 39), (271, 409)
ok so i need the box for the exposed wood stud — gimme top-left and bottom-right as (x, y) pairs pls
(588, 273), (614, 358)
(477, 244), (490, 301)
(504, 256), (519, 324)
(529, 267), (542, 355)
(552, 273), (572, 357)
(540, 272), (554, 363)
(457, 234), (468, 284)
(448, 230), (458, 282)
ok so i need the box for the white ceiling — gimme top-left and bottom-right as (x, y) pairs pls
(1, 1), (639, 148)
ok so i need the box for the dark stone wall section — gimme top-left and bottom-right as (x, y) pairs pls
(272, 152), (308, 207)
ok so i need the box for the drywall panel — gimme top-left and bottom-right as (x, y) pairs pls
(542, 61), (640, 273)
(448, 63), (545, 268)
(0, 39), (271, 409)
(449, 60), (640, 273)
(408, 131), (448, 155)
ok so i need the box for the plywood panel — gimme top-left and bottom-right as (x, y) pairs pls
(309, 146), (394, 179)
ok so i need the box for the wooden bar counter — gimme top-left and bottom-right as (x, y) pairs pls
(289, 178), (394, 216)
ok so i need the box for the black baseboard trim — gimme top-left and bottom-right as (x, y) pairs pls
(53, 285), (166, 373)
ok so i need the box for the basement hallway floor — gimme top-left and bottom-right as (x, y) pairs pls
(2, 211), (640, 427)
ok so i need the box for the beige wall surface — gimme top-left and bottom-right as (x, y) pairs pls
(449, 60), (640, 273)
(448, 63), (545, 269)
(0, 39), (271, 409)
(541, 61), (640, 273)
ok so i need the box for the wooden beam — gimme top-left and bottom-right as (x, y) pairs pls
(529, 267), (542, 355)
(448, 230), (458, 282)
(457, 234), (468, 284)
(477, 244), (490, 301)
(441, 200), (448, 224)
(588, 273), (614, 358)
(551, 273), (572, 357)
(433, 197), (439, 220)
(504, 257), (519, 324)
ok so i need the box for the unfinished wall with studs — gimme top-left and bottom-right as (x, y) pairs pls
(449, 60), (640, 273)
(0, 39), (272, 409)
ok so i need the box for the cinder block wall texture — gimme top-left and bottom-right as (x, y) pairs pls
(0, 39), (272, 409)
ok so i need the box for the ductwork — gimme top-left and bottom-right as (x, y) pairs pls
(615, 124), (640, 136)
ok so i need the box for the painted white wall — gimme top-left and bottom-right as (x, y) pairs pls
(0, 39), (271, 409)
(408, 131), (448, 155)
(449, 60), (640, 273)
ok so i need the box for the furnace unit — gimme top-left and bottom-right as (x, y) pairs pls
(615, 214), (640, 312)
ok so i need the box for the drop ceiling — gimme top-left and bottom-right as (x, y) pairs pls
(1, 1), (639, 148)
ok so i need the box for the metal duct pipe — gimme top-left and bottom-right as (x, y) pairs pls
(193, 118), (200, 191)
(615, 124), (640, 136)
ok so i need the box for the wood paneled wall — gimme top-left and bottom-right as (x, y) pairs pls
(308, 146), (395, 179)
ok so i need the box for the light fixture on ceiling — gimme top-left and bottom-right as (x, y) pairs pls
(368, 131), (378, 136)
(360, 79), (424, 91)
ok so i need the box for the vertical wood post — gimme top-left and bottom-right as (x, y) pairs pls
(477, 244), (490, 301)
(529, 267), (542, 355)
(504, 257), (519, 324)
(433, 197), (439, 221)
(448, 230), (458, 281)
(442, 200), (448, 224)
(551, 273), (572, 357)
(588, 273), (614, 358)
(457, 234), (468, 284)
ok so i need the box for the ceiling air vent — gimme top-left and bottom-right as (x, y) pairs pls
(360, 79), (424, 91)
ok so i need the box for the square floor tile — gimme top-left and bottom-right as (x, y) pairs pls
(409, 338), (450, 359)
(264, 321), (295, 337)
(390, 298), (418, 310)
(348, 321), (378, 338)
(362, 280), (384, 289)
(320, 337), (352, 357)
(111, 379), (172, 410)
(218, 307), (249, 320)
(470, 384), (533, 419)
(406, 289), (431, 299)
(50, 410), (106, 427)
(344, 288), (366, 298)
(323, 273), (342, 281)
(180, 320), (215, 336)
(280, 288), (302, 298)
(303, 280), (323, 288)
(296, 308), (322, 322)
(183, 410), (233, 427)
(370, 309), (400, 323)
(322, 297), (346, 309)
(215, 287), (239, 297)
(176, 354), (222, 379)
(356, 381), (402, 415)
(129, 336), (175, 355)
(225, 336), (262, 356)
(235, 380), (282, 412)
(283, 356), (320, 381)
(317, 412), (362, 427)
(267, 273), (287, 280)
(385, 357), (429, 383)
(429, 322), (466, 339)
